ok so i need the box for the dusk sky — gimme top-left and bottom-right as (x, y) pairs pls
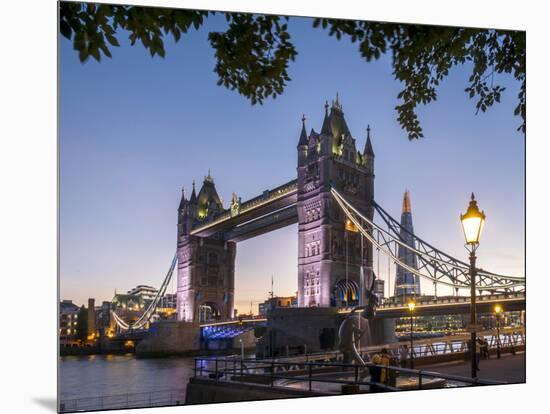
(60, 12), (525, 312)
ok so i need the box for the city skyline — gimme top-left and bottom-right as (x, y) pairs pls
(60, 14), (525, 312)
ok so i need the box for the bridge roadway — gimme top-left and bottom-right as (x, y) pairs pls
(190, 179), (297, 242)
(199, 292), (525, 329)
(340, 292), (525, 319)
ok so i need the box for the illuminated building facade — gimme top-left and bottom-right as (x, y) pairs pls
(127, 284), (158, 303)
(297, 96), (375, 307)
(59, 300), (80, 342)
(176, 173), (236, 323)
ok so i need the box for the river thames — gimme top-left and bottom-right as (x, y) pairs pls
(59, 354), (196, 401)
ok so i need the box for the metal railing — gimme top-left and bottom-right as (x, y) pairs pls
(59, 389), (186, 413)
(192, 356), (503, 395)
(256, 330), (524, 364)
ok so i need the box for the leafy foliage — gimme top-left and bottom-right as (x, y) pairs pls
(313, 19), (525, 138)
(60, 2), (525, 139)
(209, 14), (297, 105)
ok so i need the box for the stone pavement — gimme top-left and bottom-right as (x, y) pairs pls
(421, 352), (525, 383)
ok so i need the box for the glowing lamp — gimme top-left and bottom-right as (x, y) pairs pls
(407, 301), (416, 312)
(460, 193), (486, 245)
(345, 219), (358, 232)
(494, 305), (502, 314)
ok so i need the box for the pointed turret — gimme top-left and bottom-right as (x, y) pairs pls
(320, 94), (352, 140)
(178, 186), (187, 211)
(363, 125), (375, 157)
(298, 114), (308, 147)
(402, 190), (411, 214)
(189, 180), (197, 204)
(321, 101), (330, 135)
(197, 171), (223, 219)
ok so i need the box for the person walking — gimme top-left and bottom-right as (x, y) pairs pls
(482, 338), (489, 359)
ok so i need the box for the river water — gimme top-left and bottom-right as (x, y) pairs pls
(59, 354), (196, 402)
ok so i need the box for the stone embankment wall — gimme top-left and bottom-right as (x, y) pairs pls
(185, 377), (326, 404)
(136, 320), (201, 357)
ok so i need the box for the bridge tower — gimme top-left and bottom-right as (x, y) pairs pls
(176, 174), (236, 323)
(297, 96), (375, 308)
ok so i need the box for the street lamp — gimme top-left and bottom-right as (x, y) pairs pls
(460, 193), (486, 378)
(494, 304), (502, 359)
(408, 300), (416, 369)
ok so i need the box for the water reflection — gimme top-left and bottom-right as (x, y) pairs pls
(59, 354), (195, 401)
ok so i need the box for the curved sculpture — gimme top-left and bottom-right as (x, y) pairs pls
(337, 277), (379, 365)
(338, 311), (368, 365)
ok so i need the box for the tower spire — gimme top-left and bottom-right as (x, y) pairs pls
(190, 180), (197, 203)
(364, 124), (374, 156)
(321, 101), (330, 134)
(205, 169), (213, 183)
(178, 186), (187, 210)
(298, 114), (308, 146)
(402, 190), (412, 214)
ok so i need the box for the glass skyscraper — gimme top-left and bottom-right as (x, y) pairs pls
(394, 190), (421, 298)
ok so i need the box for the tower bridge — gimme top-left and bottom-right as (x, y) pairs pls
(176, 95), (376, 323)
(111, 95), (525, 338)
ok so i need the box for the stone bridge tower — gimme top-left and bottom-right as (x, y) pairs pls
(297, 96), (375, 308)
(176, 173), (236, 323)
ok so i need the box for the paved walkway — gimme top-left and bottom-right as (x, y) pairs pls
(421, 352), (525, 384)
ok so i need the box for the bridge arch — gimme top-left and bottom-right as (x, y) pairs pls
(333, 279), (360, 307)
(198, 302), (222, 323)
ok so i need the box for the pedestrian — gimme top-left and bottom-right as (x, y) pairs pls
(482, 338), (489, 359)
(380, 348), (392, 385)
(369, 353), (382, 391)
(399, 344), (409, 368)
(475, 338), (482, 370)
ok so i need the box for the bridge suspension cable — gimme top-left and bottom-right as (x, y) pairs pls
(331, 188), (524, 293)
(373, 201), (525, 282)
(111, 253), (178, 331)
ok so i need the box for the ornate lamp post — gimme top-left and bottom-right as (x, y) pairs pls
(460, 193), (486, 378)
(407, 300), (416, 369)
(494, 304), (502, 359)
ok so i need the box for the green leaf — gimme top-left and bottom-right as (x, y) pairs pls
(106, 33), (120, 47)
(60, 20), (72, 39)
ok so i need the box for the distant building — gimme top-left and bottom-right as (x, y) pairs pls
(95, 301), (113, 337)
(394, 190), (421, 298)
(127, 285), (158, 302)
(159, 293), (176, 309)
(59, 300), (80, 342)
(373, 279), (385, 304)
(87, 298), (96, 338)
(258, 295), (298, 316)
(157, 293), (177, 320)
(111, 293), (145, 311)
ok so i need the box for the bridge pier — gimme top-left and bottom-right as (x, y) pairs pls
(255, 307), (396, 358)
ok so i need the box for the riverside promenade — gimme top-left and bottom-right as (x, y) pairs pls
(422, 352), (525, 383)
